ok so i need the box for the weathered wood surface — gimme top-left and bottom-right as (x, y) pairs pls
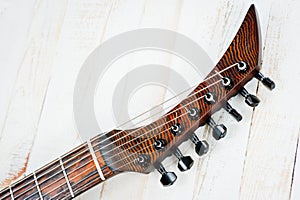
(0, 0), (299, 199)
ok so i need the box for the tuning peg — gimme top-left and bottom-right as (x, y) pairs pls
(255, 72), (276, 90)
(157, 164), (177, 186)
(174, 148), (194, 172)
(190, 133), (209, 156)
(239, 87), (260, 107)
(224, 102), (243, 122)
(207, 118), (227, 140)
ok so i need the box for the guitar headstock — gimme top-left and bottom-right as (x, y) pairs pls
(93, 4), (275, 186)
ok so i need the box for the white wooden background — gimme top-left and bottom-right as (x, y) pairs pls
(0, 0), (299, 199)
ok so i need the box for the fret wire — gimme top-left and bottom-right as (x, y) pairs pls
(87, 140), (106, 180)
(64, 171), (101, 200)
(41, 159), (102, 198)
(51, 168), (109, 200)
(9, 185), (14, 200)
(33, 172), (43, 200)
(2, 144), (87, 199)
(59, 158), (75, 198)
(8, 149), (90, 198)
(15, 150), (102, 200)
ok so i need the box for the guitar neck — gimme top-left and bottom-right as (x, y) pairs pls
(0, 137), (115, 199)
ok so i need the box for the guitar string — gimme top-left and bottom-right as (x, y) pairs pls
(7, 77), (221, 200)
(2, 62), (237, 199)
(2, 63), (236, 199)
(70, 72), (225, 174)
(28, 168), (111, 200)
(74, 66), (230, 160)
(92, 81), (218, 157)
(16, 79), (215, 200)
(36, 163), (107, 199)
(34, 104), (194, 199)
(2, 65), (234, 199)
(59, 78), (229, 199)
(88, 63), (235, 142)
(17, 81), (207, 199)
(92, 94), (208, 164)
(72, 64), (236, 167)
(92, 65), (235, 162)
(41, 108), (196, 200)
(46, 90), (217, 200)
(21, 75), (224, 200)
(61, 140), (175, 200)
(51, 169), (111, 200)
(88, 63), (237, 145)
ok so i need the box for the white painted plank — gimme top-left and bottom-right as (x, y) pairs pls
(0, 0), (299, 200)
(239, 0), (300, 199)
(0, 0), (69, 187)
(291, 134), (300, 200)
(0, 0), (36, 142)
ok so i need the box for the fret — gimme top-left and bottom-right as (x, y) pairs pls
(33, 172), (43, 200)
(61, 143), (102, 196)
(59, 157), (75, 198)
(87, 140), (106, 180)
(10, 174), (41, 200)
(9, 186), (14, 200)
(0, 138), (115, 200)
(36, 160), (70, 199)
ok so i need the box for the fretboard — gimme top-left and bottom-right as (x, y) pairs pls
(0, 138), (115, 200)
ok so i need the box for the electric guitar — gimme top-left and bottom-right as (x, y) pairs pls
(0, 4), (275, 200)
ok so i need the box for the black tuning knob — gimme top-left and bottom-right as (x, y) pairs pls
(224, 102), (243, 122)
(157, 164), (177, 186)
(239, 87), (260, 107)
(174, 148), (194, 172)
(207, 118), (227, 140)
(190, 133), (209, 156)
(255, 72), (276, 90)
